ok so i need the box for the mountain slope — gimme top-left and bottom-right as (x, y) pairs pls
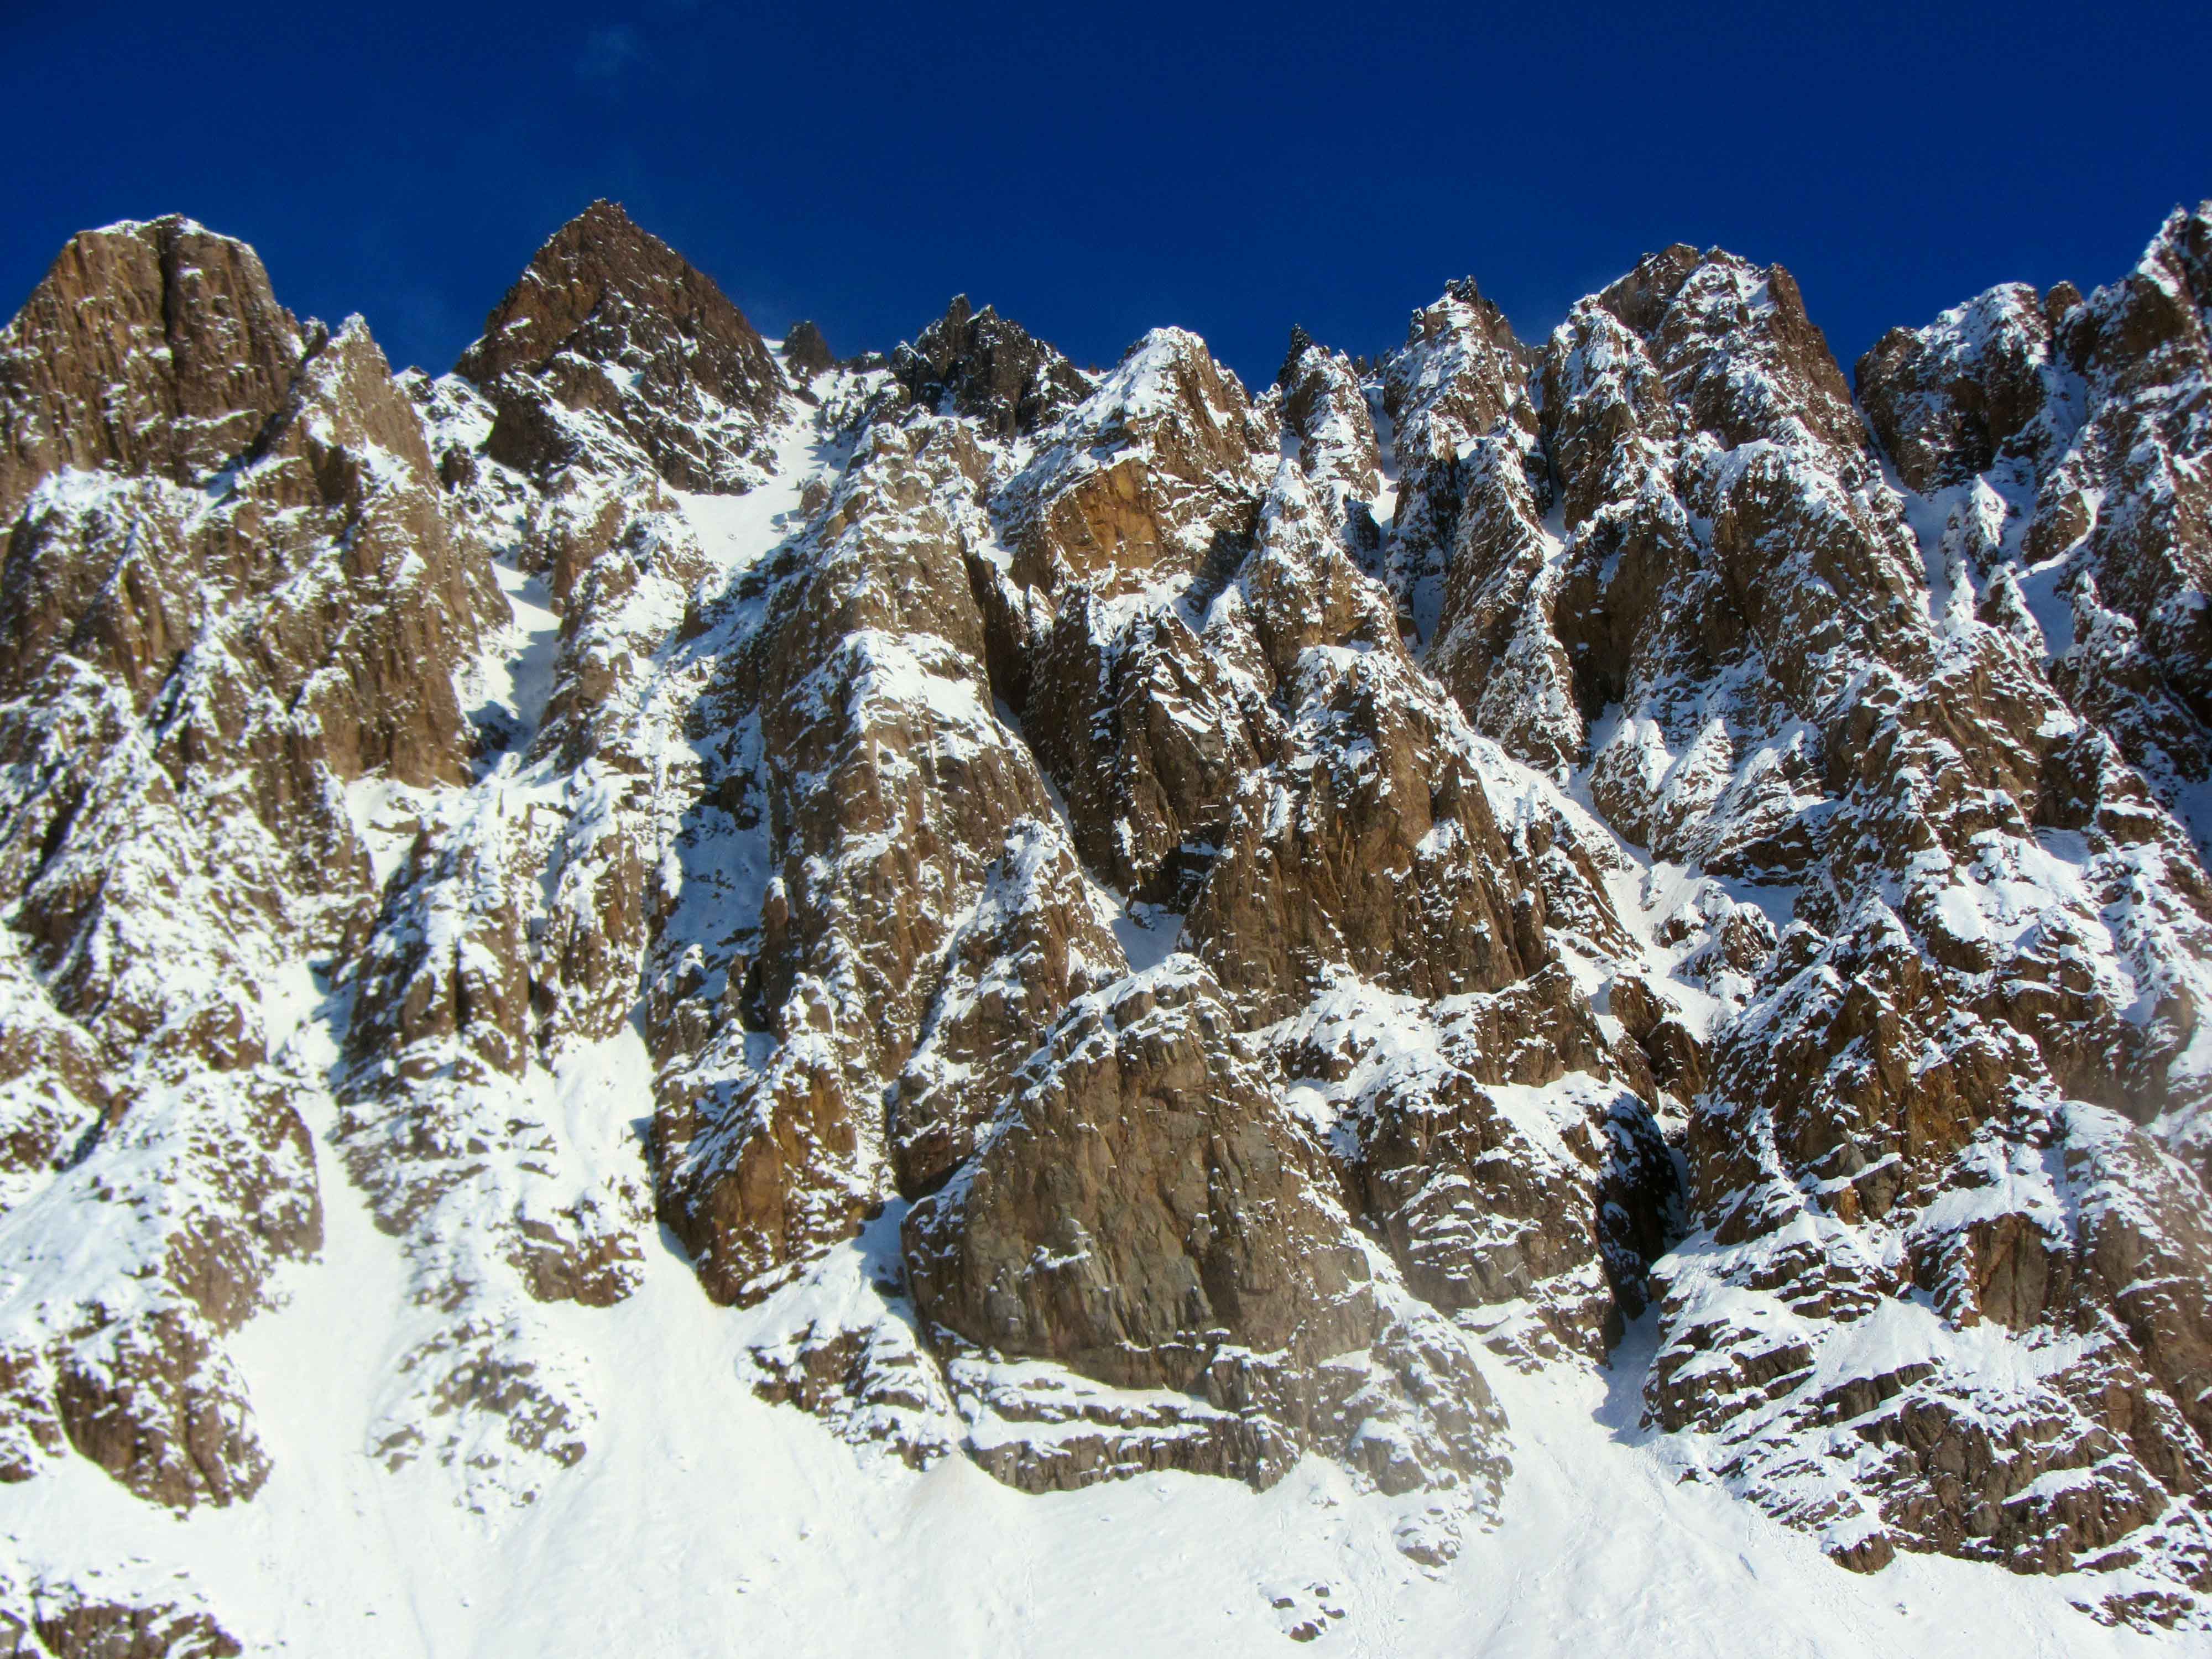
(0, 199), (2208, 1652)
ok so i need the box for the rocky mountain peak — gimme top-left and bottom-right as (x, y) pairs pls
(456, 199), (776, 393)
(1276, 324), (1384, 511)
(0, 215), (306, 523)
(997, 324), (1274, 598)
(1854, 198), (2212, 849)
(1585, 243), (1862, 462)
(455, 199), (786, 490)
(2074, 200), (2212, 369)
(780, 317), (836, 379)
(891, 293), (1092, 440)
(1385, 278), (1531, 458)
(1856, 281), (2058, 493)
(1589, 241), (1705, 334)
(1376, 274), (1541, 643)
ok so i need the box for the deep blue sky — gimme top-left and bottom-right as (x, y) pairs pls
(8, 2), (2209, 390)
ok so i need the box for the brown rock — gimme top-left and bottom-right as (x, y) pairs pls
(1185, 653), (1538, 1021)
(782, 319), (837, 380)
(3, 1572), (242, 1659)
(902, 963), (1511, 1523)
(457, 200), (787, 492)
(654, 415), (1114, 1302)
(904, 966), (1379, 1391)
(0, 216), (304, 524)
(1025, 590), (1275, 903)
(890, 820), (1122, 1194)
(891, 295), (1090, 441)
(999, 328), (1274, 595)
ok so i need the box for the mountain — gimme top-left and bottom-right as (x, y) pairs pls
(0, 196), (2207, 1654)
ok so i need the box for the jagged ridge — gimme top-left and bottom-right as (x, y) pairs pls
(0, 196), (2208, 1647)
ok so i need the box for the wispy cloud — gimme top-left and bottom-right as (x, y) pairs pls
(576, 24), (643, 85)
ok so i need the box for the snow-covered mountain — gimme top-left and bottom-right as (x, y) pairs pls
(1, 197), (2209, 1654)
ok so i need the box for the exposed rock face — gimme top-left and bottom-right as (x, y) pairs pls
(1183, 643), (1540, 1020)
(1276, 326), (1384, 546)
(0, 218), (507, 1519)
(0, 1563), (241, 1658)
(4, 196), (2212, 1635)
(1392, 221), (2212, 1618)
(781, 319), (836, 381)
(888, 821), (1124, 1194)
(998, 326), (1275, 593)
(1276, 969), (1672, 1363)
(903, 963), (1507, 1547)
(890, 295), (1091, 440)
(1857, 281), (2070, 495)
(648, 405), (1125, 1305)
(0, 216), (303, 526)
(1382, 278), (1539, 646)
(905, 964), (1379, 1390)
(456, 199), (786, 492)
(646, 305), (1545, 1559)
(1858, 203), (2212, 849)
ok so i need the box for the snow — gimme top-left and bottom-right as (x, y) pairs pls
(2017, 554), (2080, 656)
(442, 559), (562, 766)
(2, 1149), (2164, 1658)
(1112, 902), (1185, 972)
(671, 451), (811, 580)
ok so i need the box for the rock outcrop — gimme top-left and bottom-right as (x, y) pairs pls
(781, 319), (836, 382)
(1858, 203), (2212, 857)
(1406, 223), (2212, 1619)
(890, 295), (1091, 440)
(902, 962), (1508, 1553)
(0, 216), (303, 525)
(0, 217), (504, 1517)
(0, 1562), (240, 1658)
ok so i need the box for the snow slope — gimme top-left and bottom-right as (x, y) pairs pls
(3, 1019), (2169, 1657)
(0, 912), (2167, 1653)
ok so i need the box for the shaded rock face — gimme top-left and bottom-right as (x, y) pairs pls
(781, 319), (836, 381)
(901, 963), (1508, 1538)
(1183, 646), (1540, 1021)
(1021, 589), (1272, 905)
(890, 294), (1092, 440)
(1857, 281), (2069, 495)
(905, 966), (1378, 1391)
(4, 195), (2212, 1633)
(1380, 278), (1540, 645)
(1276, 326), (1384, 540)
(1274, 969), (1674, 1363)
